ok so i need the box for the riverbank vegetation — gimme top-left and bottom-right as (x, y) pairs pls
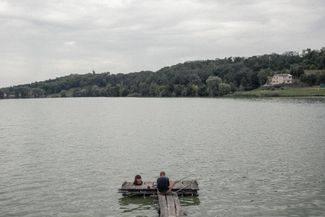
(1, 48), (325, 99)
(229, 86), (325, 97)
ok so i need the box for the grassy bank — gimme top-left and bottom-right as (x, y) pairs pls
(229, 86), (325, 97)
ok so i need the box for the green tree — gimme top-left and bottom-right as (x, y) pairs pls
(218, 83), (231, 96)
(238, 77), (245, 90)
(119, 87), (129, 96)
(301, 74), (317, 86)
(318, 74), (325, 84)
(149, 83), (159, 96)
(60, 90), (67, 97)
(190, 84), (199, 96)
(91, 85), (100, 96)
(2, 47), (325, 98)
(14, 87), (31, 98)
(257, 69), (271, 85)
(173, 84), (183, 97)
(0, 90), (4, 99)
(290, 64), (304, 78)
(32, 88), (45, 98)
(158, 85), (171, 97)
(206, 76), (222, 96)
(198, 85), (208, 96)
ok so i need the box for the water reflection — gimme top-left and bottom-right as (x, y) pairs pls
(119, 195), (200, 213)
(119, 196), (158, 213)
(1, 98), (325, 217)
(180, 196), (201, 206)
(246, 96), (325, 104)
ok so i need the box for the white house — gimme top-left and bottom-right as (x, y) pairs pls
(271, 74), (292, 85)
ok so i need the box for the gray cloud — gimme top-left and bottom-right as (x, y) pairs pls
(0, 0), (324, 87)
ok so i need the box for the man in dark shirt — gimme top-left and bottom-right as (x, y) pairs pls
(157, 171), (175, 193)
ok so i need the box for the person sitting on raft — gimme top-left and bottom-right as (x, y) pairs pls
(133, 175), (143, 185)
(157, 171), (176, 193)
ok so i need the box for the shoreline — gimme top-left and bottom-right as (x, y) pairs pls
(227, 86), (325, 98)
(1, 86), (325, 100)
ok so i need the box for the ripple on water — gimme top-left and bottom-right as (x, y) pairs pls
(0, 98), (325, 217)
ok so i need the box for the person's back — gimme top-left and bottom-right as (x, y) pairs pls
(157, 171), (170, 193)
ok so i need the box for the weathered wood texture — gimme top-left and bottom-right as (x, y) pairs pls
(119, 180), (199, 196)
(158, 192), (184, 217)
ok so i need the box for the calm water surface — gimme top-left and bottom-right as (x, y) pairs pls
(0, 98), (325, 217)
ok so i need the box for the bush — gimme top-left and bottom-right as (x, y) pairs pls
(218, 83), (231, 96)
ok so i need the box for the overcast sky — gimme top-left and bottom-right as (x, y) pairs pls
(0, 0), (324, 87)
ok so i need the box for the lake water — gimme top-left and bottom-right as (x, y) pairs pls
(0, 97), (325, 217)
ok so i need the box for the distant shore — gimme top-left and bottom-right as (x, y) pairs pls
(1, 87), (325, 99)
(1, 48), (325, 100)
(228, 86), (325, 97)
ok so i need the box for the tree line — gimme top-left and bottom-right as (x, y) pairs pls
(1, 48), (325, 99)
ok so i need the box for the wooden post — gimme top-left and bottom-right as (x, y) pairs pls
(158, 192), (184, 217)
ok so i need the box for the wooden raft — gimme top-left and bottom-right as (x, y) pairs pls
(119, 180), (199, 196)
(158, 192), (184, 217)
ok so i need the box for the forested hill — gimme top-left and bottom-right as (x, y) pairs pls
(1, 48), (325, 98)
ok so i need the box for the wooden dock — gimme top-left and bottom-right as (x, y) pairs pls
(158, 192), (184, 217)
(119, 180), (199, 196)
(119, 180), (199, 216)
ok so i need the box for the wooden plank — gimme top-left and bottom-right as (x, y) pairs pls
(158, 194), (168, 217)
(172, 192), (183, 216)
(167, 194), (176, 215)
(158, 193), (183, 217)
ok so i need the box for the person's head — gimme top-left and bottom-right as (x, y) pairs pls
(134, 175), (142, 185)
(160, 171), (166, 177)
